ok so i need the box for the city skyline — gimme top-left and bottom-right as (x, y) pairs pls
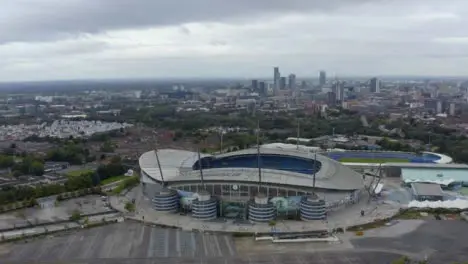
(2, 0), (468, 81)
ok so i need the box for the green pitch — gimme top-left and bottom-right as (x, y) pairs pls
(338, 157), (409, 163)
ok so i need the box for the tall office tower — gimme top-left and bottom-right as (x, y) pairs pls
(258, 82), (267, 96)
(280, 77), (287, 90)
(273, 67), (281, 92)
(333, 81), (345, 101)
(339, 82), (345, 101)
(449, 102), (456, 116)
(370, 77), (380, 93)
(319, 71), (326, 86)
(436, 100), (442, 114)
(327, 92), (336, 106)
(431, 87), (440, 98)
(288, 74), (296, 90)
(251, 79), (258, 91)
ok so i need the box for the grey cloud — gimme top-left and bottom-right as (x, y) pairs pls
(210, 40), (227, 46)
(178, 26), (191, 36)
(0, 0), (371, 44)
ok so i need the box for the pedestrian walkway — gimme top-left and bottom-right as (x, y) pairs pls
(110, 186), (401, 234)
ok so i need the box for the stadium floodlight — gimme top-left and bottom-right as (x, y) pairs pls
(152, 130), (165, 186)
(256, 120), (262, 192)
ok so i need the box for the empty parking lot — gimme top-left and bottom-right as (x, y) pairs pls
(0, 221), (407, 264)
(0, 222), (236, 262)
(352, 220), (468, 263)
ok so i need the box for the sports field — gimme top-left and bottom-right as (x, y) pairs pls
(327, 151), (440, 164)
(338, 157), (410, 163)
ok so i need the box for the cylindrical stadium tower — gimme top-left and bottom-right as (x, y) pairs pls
(192, 190), (218, 220)
(299, 194), (327, 221)
(151, 188), (180, 212)
(248, 193), (276, 222)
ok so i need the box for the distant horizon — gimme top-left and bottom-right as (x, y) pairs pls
(1, 74), (468, 86)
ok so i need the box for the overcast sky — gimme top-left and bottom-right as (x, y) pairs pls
(1, 0), (468, 81)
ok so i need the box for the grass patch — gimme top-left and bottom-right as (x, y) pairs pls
(111, 176), (140, 195)
(459, 187), (468, 196)
(396, 210), (426, 219)
(66, 169), (94, 177)
(347, 218), (391, 231)
(338, 157), (409, 163)
(100, 175), (128, 185)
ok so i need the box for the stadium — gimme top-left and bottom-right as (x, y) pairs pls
(139, 146), (365, 222)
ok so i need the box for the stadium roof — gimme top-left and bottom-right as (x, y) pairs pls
(402, 167), (468, 183)
(139, 147), (364, 191)
(411, 183), (444, 197)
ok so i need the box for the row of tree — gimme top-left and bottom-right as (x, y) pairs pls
(375, 138), (418, 152)
(0, 171), (95, 206)
(45, 142), (95, 165)
(0, 154), (45, 176)
(96, 157), (126, 183)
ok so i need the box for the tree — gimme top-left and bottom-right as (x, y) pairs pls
(45, 142), (92, 165)
(70, 209), (82, 221)
(0, 155), (15, 168)
(100, 141), (115, 153)
(125, 201), (136, 212)
(65, 173), (93, 191)
(96, 161), (125, 182)
(30, 161), (44, 176)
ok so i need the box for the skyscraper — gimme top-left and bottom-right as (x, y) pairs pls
(273, 67), (281, 92)
(333, 81), (345, 101)
(370, 77), (380, 93)
(449, 102), (456, 116)
(251, 79), (258, 91)
(436, 100), (442, 114)
(259, 81), (267, 96)
(280, 77), (287, 90)
(319, 71), (326, 86)
(327, 92), (336, 106)
(288, 74), (296, 90)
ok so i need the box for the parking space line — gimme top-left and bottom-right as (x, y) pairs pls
(146, 227), (155, 258)
(295, 255), (307, 264)
(191, 232), (197, 257)
(318, 253), (329, 264)
(82, 232), (99, 259)
(224, 236), (235, 256)
(344, 256), (361, 264)
(34, 240), (52, 260)
(58, 233), (77, 259)
(213, 235), (222, 257)
(8, 240), (32, 261)
(201, 233), (209, 257)
(105, 230), (117, 258)
(164, 228), (170, 257)
(176, 229), (181, 257)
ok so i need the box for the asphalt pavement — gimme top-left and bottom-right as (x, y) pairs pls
(0, 222), (236, 262)
(351, 220), (468, 263)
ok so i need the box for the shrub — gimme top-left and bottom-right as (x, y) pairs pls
(69, 210), (82, 221)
